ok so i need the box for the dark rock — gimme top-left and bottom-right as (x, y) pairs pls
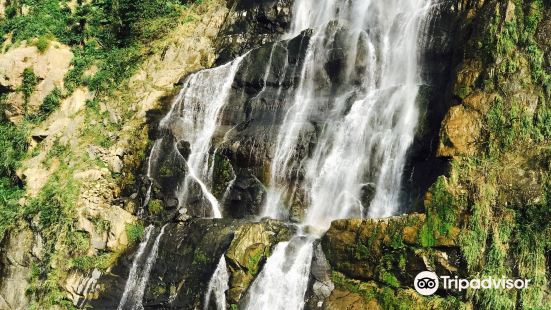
(304, 243), (334, 310)
(216, 0), (293, 64)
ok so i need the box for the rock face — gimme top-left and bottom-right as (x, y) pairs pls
(88, 219), (294, 309)
(0, 42), (73, 123)
(320, 215), (467, 309)
(224, 220), (294, 304)
(147, 0), (472, 221)
(216, 0), (293, 63)
(322, 215), (463, 288)
(0, 226), (34, 310)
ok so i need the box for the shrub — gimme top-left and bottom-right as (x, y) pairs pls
(126, 223), (145, 244)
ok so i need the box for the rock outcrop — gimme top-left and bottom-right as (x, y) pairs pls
(88, 218), (294, 309)
(0, 42), (73, 123)
(320, 214), (468, 309)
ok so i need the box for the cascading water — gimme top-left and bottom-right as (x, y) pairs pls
(247, 0), (433, 308)
(118, 225), (167, 310)
(242, 236), (314, 310)
(204, 256), (230, 310)
(118, 226), (153, 309)
(147, 55), (247, 218)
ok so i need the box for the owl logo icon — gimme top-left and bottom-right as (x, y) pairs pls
(414, 271), (439, 296)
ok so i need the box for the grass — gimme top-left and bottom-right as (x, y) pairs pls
(0, 0), (223, 307)
(21, 67), (38, 111)
(126, 223), (145, 245)
(424, 1), (551, 308)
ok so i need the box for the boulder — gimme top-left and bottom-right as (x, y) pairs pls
(437, 105), (482, 157)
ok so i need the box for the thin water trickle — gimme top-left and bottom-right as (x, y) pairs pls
(204, 256), (230, 310)
(146, 54), (247, 218)
(118, 226), (153, 310)
(118, 225), (167, 310)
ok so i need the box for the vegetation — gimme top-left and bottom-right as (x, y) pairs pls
(331, 271), (468, 310)
(0, 0), (211, 307)
(425, 0), (550, 308)
(126, 223), (145, 244)
(0, 121), (28, 239)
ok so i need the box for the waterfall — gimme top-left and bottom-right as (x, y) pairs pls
(204, 256), (230, 310)
(248, 0), (433, 308)
(147, 54), (247, 218)
(263, 0), (433, 225)
(243, 236), (314, 310)
(142, 140), (161, 215)
(118, 225), (167, 310)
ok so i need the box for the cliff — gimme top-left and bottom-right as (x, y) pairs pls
(0, 0), (548, 309)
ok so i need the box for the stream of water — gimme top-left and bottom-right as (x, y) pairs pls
(147, 54), (247, 218)
(128, 0), (433, 308)
(118, 225), (167, 310)
(245, 0), (433, 308)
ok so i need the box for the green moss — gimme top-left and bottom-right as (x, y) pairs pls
(331, 271), (467, 309)
(420, 176), (458, 247)
(212, 152), (235, 198)
(192, 249), (208, 266)
(159, 163), (174, 177)
(245, 248), (265, 276)
(353, 243), (370, 260)
(150, 283), (167, 297)
(379, 269), (400, 288)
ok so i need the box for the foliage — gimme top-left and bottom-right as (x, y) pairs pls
(427, 1), (551, 308)
(419, 177), (458, 247)
(331, 271), (468, 310)
(27, 88), (62, 123)
(148, 199), (163, 215)
(126, 223), (145, 244)
(70, 252), (117, 271)
(21, 67), (38, 108)
(192, 248), (208, 265)
(32, 36), (51, 53)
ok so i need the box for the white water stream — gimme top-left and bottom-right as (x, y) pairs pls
(148, 54), (247, 218)
(118, 224), (167, 310)
(246, 0), (433, 309)
(205, 256), (230, 310)
(132, 0), (433, 308)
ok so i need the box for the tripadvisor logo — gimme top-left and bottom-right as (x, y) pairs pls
(414, 271), (439, 296)
(414, 271), (531, 296)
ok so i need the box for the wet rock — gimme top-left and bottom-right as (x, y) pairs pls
(304, 243), (334, 310)
(216, 0), (293, 64)
(222, 169), (266, 218)
(90, 218), (293, 309)
(225, 219), (295, 304)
